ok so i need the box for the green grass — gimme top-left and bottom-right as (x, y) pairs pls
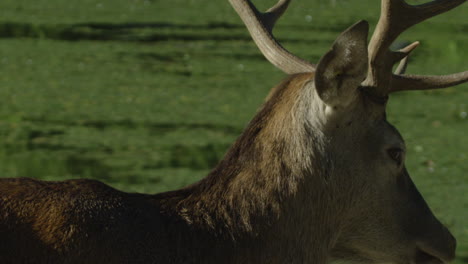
(0, 0), (467, 262)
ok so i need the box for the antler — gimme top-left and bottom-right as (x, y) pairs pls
(362, 0), (468, 95)
(229, 0), (316, 74)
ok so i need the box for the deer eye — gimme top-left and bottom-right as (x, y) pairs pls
(387, 148), (404, 165)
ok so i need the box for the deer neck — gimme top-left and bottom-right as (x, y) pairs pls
(171, 74), (340, 260)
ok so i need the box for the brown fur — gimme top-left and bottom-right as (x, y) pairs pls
(0, 73), (338, 263)
(0, 16), (459, 264)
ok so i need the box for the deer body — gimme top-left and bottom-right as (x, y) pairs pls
(1, 0), (467, 263)
(0, 74), (341, 264)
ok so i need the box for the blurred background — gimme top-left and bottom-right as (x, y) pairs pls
(0, 0), (466, 262)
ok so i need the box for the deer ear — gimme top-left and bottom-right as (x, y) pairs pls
(315, 20), (369, 107)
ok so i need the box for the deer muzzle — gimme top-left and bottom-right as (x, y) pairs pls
(415, 224), (456, 264)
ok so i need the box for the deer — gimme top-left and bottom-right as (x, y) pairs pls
(1, 0), (467, 263)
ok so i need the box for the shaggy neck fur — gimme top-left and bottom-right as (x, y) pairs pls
(158, 73), (341, 262)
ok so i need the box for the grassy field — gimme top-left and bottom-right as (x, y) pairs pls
(0, 0), (467, 262)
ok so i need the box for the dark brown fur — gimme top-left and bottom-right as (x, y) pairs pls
(0, 54), (458, 263)
(1, 74), (337, 264)
(2, 0), (463, 261)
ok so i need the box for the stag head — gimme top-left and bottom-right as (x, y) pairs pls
(230, 0), (466, 263)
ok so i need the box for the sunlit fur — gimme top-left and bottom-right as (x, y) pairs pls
(0, 70), (456, 263)
(0, 14), (459, 263)
(0, 73), (337, 263)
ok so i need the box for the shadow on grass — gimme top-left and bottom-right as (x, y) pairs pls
(0, 142), (228, 179)
(0, 118), (234, 172)
(65, 155), (113, 180)
(0, 21), (345, 42)
(0, 21), (246, 41)
(128, 51), (267, 62)
(24, 117), (243, 135)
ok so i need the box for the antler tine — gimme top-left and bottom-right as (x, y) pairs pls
(393, 41), (419, 75)
(363, 0), (467, 95)
(394, 56), (409, 75)
(400, 0), (467, 30)
(391, 71), (468, 92)
(229, 0), (316, 74)
(264, 0), (291, 29)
